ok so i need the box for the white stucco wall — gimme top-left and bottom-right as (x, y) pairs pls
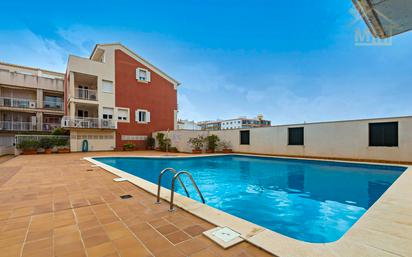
(154, 116), (412, 163)
(70, 130), (116, 152)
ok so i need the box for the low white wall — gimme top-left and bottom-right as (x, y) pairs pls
(154, 116), (412, 163)
(70, 130), (115, 152)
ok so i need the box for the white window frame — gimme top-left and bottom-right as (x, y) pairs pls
(102, 107), (114, 120)
(136, 68), (151, 83)
(102, 80), (114, 93)
(116, 107), (130, 123)
(135, 109), (150, 124)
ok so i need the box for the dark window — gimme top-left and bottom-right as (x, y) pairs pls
(288, 127), (304, 145)
(369, 122), (398, 147)
(240, 130), (250, 145)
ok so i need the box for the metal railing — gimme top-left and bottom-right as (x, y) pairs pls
(0, 96), (37, 109)
(42, 123), (61, 131)
(0, 121), (37, 131)
(0, 121), (61, 131)
(155, 168), (205, 212)
(43, 100), (63, 110)
(156, 168), (190, 204)
(61, 116), (116, 129)
(169, 171), (205, 211)
(74, 88), (97, 101)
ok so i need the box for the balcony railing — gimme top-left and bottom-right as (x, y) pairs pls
(0, 121), (62, 131)
(43, 100), (64, 111)
(0, 121), (37, 131)
(74, 88), (97, 101)
(0, 96), (37, 109)
(61, 116), (115, 129)
(43, 123), (61, 131)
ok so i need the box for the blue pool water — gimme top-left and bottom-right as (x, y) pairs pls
(94, 155), (405, 243)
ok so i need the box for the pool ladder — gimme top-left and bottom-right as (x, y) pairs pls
(155, 168), (205, 212)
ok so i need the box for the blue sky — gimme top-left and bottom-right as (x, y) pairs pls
(1, 1), (411, 124)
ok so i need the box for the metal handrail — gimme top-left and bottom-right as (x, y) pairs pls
(169, 171), (205, 212)
(156, 168), (190, 204)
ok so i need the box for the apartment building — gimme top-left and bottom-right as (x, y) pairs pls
(0, 62), (64, 133)
(199, 116), (271, 130)
(177, 119), (201, 130)
(63, 43), (179, 151)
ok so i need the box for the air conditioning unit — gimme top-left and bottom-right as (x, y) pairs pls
(29, 101), (36, 108)
(101, 119), (110, 128)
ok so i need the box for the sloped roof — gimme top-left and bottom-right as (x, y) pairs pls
(90, 43), (180, 86)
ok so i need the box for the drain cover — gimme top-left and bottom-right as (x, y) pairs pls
(203, 227), (243, 249)
(120, 194), (133, 199)
(212, 227), (240, 242)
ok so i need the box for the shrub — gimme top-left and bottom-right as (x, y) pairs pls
(188, 136), (204, 150)
(17, 140), (39, 150)
(146, 136), (155, 149)
(55, 137), (69, 147)
(162, 137), (171, 151)
(51, 128), (69, 135)
(156, 133), (165, 149)
(123, 143), (135, 150)
(206, 135), (220, 151)
(39, 137), (54, 149)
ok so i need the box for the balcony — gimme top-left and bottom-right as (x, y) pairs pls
(43, 123), (61, 131)
(0, 69), (64, 91)
(74, 88), (97, 101)
(0, 121), (37, 131)
(0, 96), (37, 109)
(61, 117), (116, 129)
(43, 100), (64, 111)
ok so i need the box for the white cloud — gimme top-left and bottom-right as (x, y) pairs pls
(0, 29), (67, 72)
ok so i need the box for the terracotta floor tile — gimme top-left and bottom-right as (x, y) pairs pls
(156, 223), (179, 235)
(118, 245), (152, 257)
(165, 230), (191, 244)
(0, 152), (273, 257)
(144, 236), (174, 255)
(83, 233), (111, 248)
(183, 225), (208, 237)
(1, 243), (23, 257)
(177, 236), (212, 256)
(148, 218), (168, 228)
(86, 241), (117, 257)
(112, 235), (142, 250)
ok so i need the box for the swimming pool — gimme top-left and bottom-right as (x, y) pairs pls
(93, 155), (405, 243)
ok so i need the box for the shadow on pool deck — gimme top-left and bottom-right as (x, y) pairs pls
(0, 151), (272, 257)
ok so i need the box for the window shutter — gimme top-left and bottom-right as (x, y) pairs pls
(146, 111), (150, 122)
(135, 110), (139, 121)
(135, 69), (139, 80)
(147, 71), (151, 82)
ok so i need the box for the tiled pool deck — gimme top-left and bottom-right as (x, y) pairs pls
(0, 152), (272, 257)
(0, 151), (411, 257)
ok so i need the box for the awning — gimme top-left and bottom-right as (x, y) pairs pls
(353, 0), (412, 38)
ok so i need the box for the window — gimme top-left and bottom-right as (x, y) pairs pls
(288, 127), (304, 145)
(369, 122), (398, 147)
(240, 130), (250, 145)
(102, 80), (113, 93)
(102, 107), (114, 120)
(121, 135), (147, 141)
(117, 108), (129, 122)
(136, 109), (150, 123)
(136, 68), (151, 82)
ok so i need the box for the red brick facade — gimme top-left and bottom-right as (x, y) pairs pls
(114, 49), (177, 149)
